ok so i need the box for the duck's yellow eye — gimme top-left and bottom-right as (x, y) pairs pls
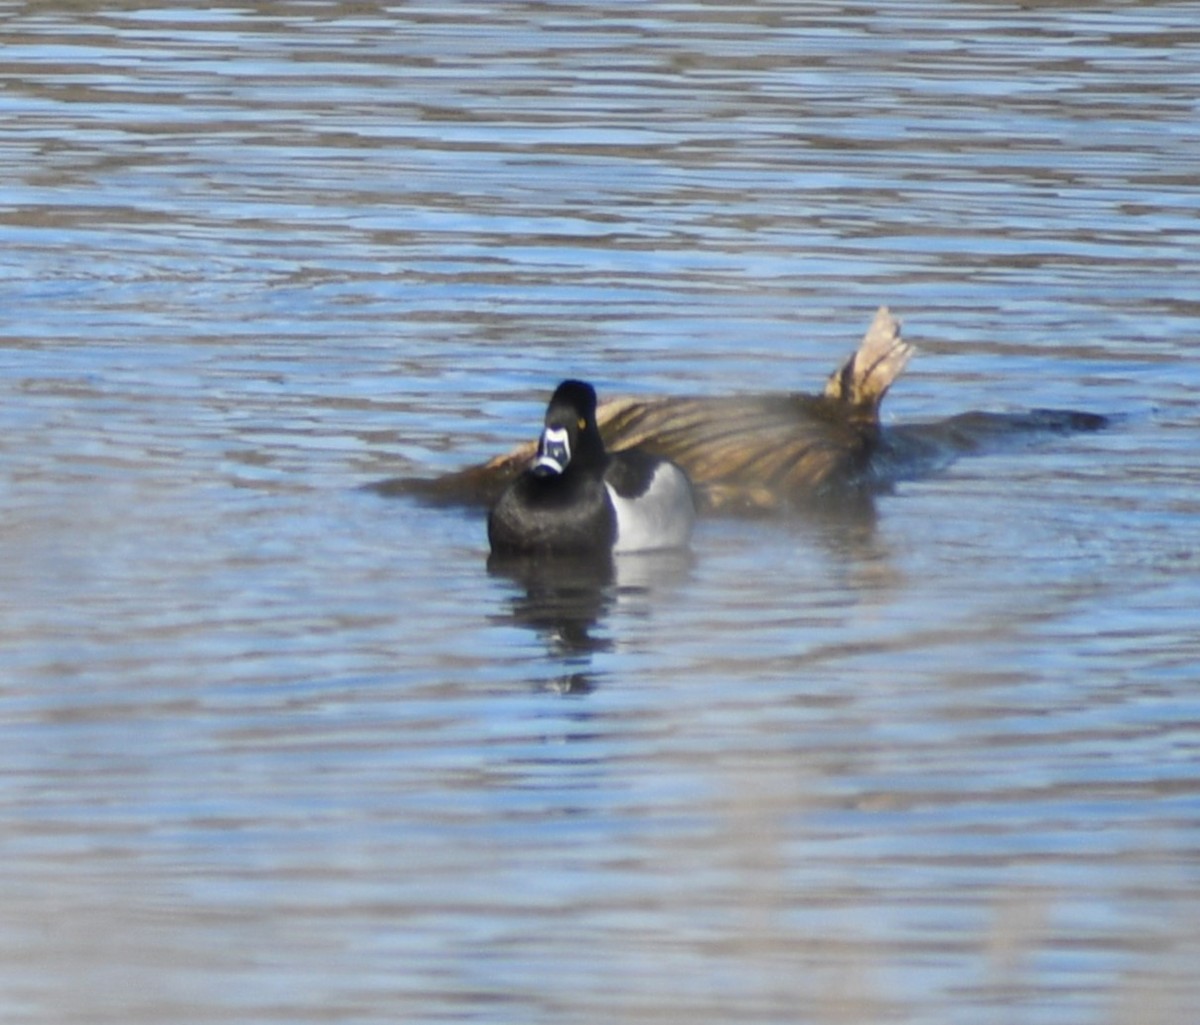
(578, 417), (587, 430)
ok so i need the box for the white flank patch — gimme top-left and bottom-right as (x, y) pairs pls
(607, 463), (695, 553)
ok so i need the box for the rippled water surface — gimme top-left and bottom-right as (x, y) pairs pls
(2, 4), (1200, 1023)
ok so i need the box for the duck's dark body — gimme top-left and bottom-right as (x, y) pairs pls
(488, 462), (617, 554)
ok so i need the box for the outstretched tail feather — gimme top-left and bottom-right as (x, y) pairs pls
(823, 307), (913, 412)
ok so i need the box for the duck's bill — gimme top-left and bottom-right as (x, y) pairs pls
(533, 426), (571, 476)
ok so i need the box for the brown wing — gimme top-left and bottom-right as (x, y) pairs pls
(595, 393), (876, 512)
(379, 307), (910, 513)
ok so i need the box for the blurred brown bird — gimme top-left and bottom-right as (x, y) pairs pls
(377, 307), (1106, 515)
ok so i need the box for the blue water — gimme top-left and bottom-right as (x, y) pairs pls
(2, 4), (1199, 1023)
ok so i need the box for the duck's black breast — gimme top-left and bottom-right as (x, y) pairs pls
(487, 471), (617, 555)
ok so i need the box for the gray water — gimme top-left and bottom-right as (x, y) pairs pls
(2, 3), (1199, 1023)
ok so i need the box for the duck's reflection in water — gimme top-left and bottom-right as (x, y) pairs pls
(488, 548), (695, 694)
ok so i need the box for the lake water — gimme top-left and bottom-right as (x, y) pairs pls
(2, 3), (1199, 1023)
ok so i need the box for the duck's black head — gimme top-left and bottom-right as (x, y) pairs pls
(532, 379), (605, 477)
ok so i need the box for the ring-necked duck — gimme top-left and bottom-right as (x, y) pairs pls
(488, 380), (696, 555)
